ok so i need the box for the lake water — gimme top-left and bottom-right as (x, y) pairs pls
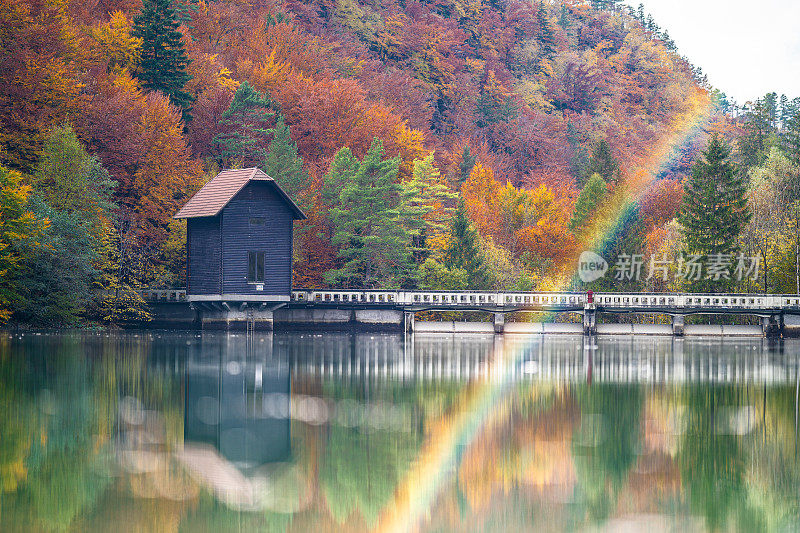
(1, 331), (798, 532)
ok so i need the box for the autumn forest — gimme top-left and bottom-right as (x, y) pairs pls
(1, 0), (800, 325)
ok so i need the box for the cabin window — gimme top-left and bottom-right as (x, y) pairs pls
(249, 217), (265, 226)
(248, 251), (265, 282)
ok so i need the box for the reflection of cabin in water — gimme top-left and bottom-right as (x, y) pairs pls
(175, 167), (306, 303)
(175, 168), (306, 329)
(184, 353), (291, 469)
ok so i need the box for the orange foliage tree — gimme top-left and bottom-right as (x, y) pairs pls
(0, 0), (83, 170)
(79, 71), (203, 242)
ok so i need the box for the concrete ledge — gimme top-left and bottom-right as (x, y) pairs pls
(542, 323), (584, 334)
(354, 309), (403, 326)
(683, 325), (764, 336)
(504, 322), (545, 334)
(413, 321), (495, 333)
(596, 323), (634, 335)
(595, 324), (673, 335)
(634, 324), (674, 335)
(147, 302), (197, 329)
(455, 321), (494, 333)
(275, 308), (352, 325)
(720, 325), (764, 336)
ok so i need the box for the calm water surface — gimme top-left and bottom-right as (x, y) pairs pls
(1, 331), (799, 532)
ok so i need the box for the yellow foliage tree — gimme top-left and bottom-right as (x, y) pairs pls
(0, 166), (48, 323)
(88, 11), (142, 73)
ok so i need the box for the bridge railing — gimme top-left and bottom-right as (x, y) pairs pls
(140, 288), (800, 311)
(291, 290), (800, 311)
(140, 289), (187, 302)
(290, 290), (587, 307)
(594, 293), (800, 310)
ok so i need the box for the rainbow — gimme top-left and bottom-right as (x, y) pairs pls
(371, 88), (717, 533)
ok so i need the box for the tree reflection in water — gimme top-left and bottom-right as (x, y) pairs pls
(0, 332), (797, 532)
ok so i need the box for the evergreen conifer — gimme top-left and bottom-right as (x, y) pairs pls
(322, 147), (360, 213)
(459, 146), (476, 184)
(326, 139), (410, 288)
(569, 173), (607, 231)
(133, 0), (194, 121)
(586, 139), (620, 185)
(401, 155), (457, 262)
(444, 199), (493, 289)
(263, 114), (309, 201)
(536, 2), (556, 64)
(738, 97), (772, 169)
(213, 81), (275, 167)
(781, 111), (800, 168)
(679, 134), (750, 257)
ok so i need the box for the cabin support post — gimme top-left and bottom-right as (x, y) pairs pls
(672, 315), (685, 337)
(199, 303), (274, 331)
(493, 312), (505, 334)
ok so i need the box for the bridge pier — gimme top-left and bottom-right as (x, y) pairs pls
(672, 315), (685, 337)
(494, 312), (505, 334)
(404, 311), (415, 333)
(582, 308), (596, 336)
(762, 315), (780, 337)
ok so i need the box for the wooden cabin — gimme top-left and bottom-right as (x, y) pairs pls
(174, 168), (306, 302)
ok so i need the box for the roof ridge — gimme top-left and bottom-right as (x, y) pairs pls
(174, 167), (303, 219)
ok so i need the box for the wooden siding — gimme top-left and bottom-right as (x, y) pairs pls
(220, 181), (294, 296)
(187, 216), (222, 295)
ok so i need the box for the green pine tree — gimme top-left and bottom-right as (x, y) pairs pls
(589, 203), (645, 292)
(558, 4), (571, 30)
(679, 134), (750, 263)
(738, 97), (772, 170)
(569, 172), (607, 232)
(444, 199), (493, 289)
(636, 3), (645, 23)
(133, 0), (194, 122)
(262, 114), (309, 201)
(779, 94), (789, 127)
(13, 197), (103, 325)
(213, 81), (275, 168)
(322, 147), (360, 213)
(172, 0), (198, 25)
(586, 139), (620, 185)
(781, 110), (800, 168)
(764, 92), (778, 129)
(536, 1), (556, 65)
(325, 139), (411, 288)
(458, 145), (476, 184)
(400, 154), (457, 263)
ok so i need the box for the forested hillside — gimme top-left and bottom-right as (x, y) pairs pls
(1, 0), (799, 324)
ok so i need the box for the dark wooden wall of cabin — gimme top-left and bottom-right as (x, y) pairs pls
(187, 216), (222, 295)
(220, 181), (294, 296)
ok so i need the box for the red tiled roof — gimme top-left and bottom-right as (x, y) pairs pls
(174, 168), (306, 219)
